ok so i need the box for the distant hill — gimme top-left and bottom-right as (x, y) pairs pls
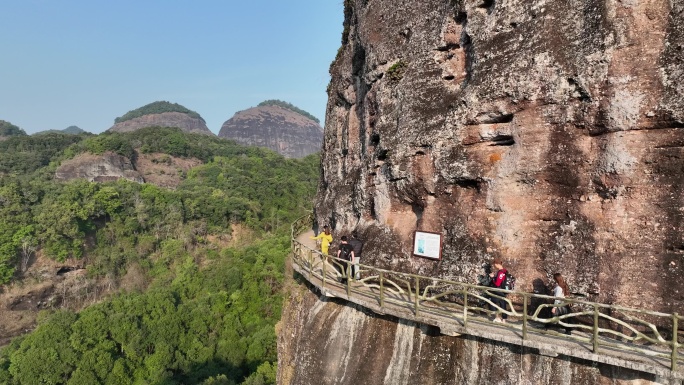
(33, 126), (89, 136)
(109, 101), (213, 135)
(0, 120), (27, 139)
(62, 125), (86, 134)
(218, 103), (323, 158)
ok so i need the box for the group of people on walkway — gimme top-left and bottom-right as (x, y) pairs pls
(482, 258), (573, 334)
(311, 225), (364, 283)
(310, 225), (572, 333)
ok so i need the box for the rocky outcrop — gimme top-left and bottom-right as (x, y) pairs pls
(218, 105), (323, 158)
(108, 112), (213, 135)
(280, 1), (684, 383)
(55, 151), (202, 189)
(315, 0), (684, 314)
(55, 152), (144, 183)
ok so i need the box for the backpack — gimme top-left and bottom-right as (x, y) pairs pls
(503, 271), (516, 291)
(339, 244), (352, 261)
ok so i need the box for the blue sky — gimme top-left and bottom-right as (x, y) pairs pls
(0, 1), (343, 134)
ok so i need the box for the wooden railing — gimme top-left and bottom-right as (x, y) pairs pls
(290, 215), (683, 377)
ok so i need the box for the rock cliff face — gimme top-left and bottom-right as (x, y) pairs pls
(218, 105), (323, 158)
(108, 112), (213, 135)
(281, 0), (684, 383)
(317, 0), (684, 313)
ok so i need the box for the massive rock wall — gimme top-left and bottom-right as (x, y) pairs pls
(316, 0), (684, 312)
(218, 105), (323, 158)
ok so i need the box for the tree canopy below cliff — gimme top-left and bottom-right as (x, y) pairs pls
(0, 128), (319, 384)
(114, 101), (205, 124)
(257, 100), (320, 124)
(0, 120), (27, 137)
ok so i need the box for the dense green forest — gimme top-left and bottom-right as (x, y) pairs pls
(114, 101), (204, 124)
(0, 128), (319, 384)
(257, 100), (320, 124)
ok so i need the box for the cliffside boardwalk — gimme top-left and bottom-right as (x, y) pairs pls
(290, 215), (684, 382)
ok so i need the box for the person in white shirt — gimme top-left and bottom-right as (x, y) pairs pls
(551, 273), (573, 335)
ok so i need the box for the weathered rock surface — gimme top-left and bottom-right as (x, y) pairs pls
(108, 112), (213, 135)
(282, 0), (684, 383)
(218, 105), (323, 158)
(55, 152), (144, 183)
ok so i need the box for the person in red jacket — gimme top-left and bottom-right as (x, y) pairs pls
(489, 257), (509, 323)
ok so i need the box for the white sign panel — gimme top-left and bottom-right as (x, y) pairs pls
(413, 231), (442, 260)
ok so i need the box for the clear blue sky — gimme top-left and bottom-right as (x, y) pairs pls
(0, 1), (343, 134)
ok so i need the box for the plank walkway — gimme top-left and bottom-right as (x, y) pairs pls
(294, 230), (684, 382)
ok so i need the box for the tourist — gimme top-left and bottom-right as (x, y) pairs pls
(348, 232), (364, 280)
(551, 273), (573, 335)
(311, 226), (333, 255)
(336, 236), (355, 284)
(489, 257), (509, 323)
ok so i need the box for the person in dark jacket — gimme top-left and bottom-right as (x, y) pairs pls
(336, 236), (355, 284)
(348, 233), (364, 280)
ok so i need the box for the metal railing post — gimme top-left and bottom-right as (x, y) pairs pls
(523, 294), (528, 341)
(463, 290), (468, 329)
(379, 271), (385, 309)
(415, 277), (420, 317)
(593, 304), (600, 354)
(672, 312), (679, 372)
(346, 262), (351, 298)
(322, 255), (326, 289)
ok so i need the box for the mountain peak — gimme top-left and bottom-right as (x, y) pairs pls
(108, 101), (213, 135)
(218, 103), (322, 158)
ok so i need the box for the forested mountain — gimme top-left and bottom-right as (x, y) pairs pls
(0, 128), (319, 384)
(33, 126), (88, 136)
(0, 121), (27, 138)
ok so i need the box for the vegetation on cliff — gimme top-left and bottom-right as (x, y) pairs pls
(0, 128), (319, 384)
(114, 101), (205, 124)
(257, 100), (320, 124)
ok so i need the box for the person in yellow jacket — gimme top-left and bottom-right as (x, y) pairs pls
(311, 226), (333, 255)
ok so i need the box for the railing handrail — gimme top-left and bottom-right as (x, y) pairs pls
(290, 217), (683, 377)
